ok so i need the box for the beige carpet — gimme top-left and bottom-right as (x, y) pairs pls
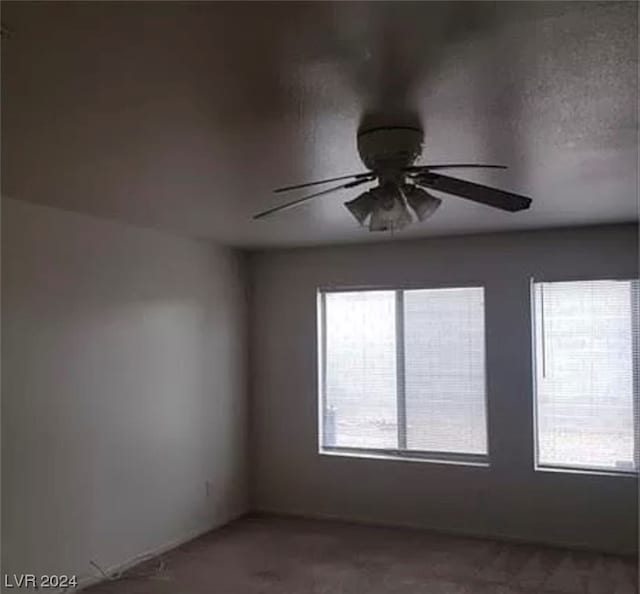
(85, 515), (638, 594)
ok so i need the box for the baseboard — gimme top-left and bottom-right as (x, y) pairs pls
(250, 507), (637, 558)
(68, 509), (249, 593)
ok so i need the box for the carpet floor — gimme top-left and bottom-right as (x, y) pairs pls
(84, 515), (638, 594)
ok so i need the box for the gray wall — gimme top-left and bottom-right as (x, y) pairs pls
(2, 199), (248, 588)
(249, 224), (638, 555)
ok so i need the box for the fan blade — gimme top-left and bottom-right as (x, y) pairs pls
(254, 177), (374, 220)
(274, 172), (374, 193)
(406, 164), (507, 172)
(414, 172), (531, 212)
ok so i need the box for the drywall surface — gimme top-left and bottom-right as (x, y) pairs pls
(249, 224), (638, 554)
(2, 198), (248, 588)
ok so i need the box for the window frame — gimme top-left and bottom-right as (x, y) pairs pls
(317, 283), (491, 467)
(530, 277), (640, 477)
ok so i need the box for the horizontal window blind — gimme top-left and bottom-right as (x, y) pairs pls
(533, 279), (639, 472)
(323, 291), (397, 449)
(404, 288), (487, 454)
(320, 287), (487, 460)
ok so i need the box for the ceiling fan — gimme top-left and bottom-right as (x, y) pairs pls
(253, 126), (532, 231)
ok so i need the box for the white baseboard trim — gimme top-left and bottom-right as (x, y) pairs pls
(67, 509), (249, 593)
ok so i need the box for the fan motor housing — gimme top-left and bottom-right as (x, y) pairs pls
(357, 126), (424, 171)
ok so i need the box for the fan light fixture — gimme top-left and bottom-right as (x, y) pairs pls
(403, 185), (442, 221)
(346, 184), (440, 232)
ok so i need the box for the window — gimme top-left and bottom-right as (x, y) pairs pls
(318, 287), (488, 464)
(533, 279), (639, 474)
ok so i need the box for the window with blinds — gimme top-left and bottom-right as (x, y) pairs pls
(319, 287), (488, 463)
(533, 279), (639, 474)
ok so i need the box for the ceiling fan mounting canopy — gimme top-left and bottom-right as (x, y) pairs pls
(254, 122), (532, 230)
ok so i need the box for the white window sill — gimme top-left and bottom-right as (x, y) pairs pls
(319, 447), (490, 468)
(534, 463), (638, 478)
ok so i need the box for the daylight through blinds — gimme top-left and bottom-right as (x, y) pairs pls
(321, 287), (487, 459)
(533, 279), (639, 472)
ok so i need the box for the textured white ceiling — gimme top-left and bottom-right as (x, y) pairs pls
(2, 1), (638, 248)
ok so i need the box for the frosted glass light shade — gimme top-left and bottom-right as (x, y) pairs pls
(403, 185), (442, 221)
(369, 197), (412, 232)
(344, 191), (376, 226)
